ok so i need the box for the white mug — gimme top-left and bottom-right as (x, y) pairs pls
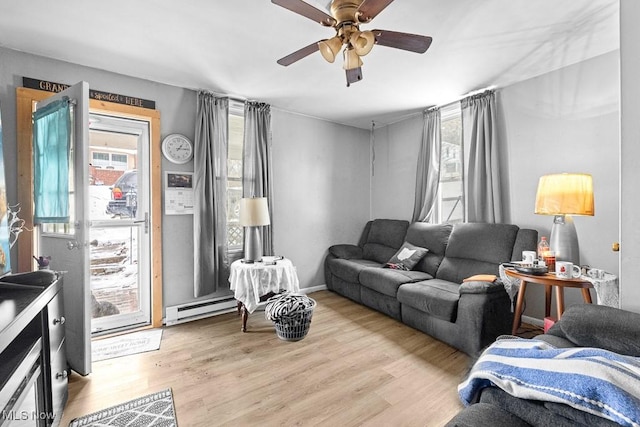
(556, 261), (581, 279)
(522, 251), (537, 264)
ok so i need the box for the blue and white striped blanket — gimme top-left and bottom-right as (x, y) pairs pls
(458, 338), (640, 426)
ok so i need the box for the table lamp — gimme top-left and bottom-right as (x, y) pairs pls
(534, 173), (594, 265)
(239, 197), (270, 263)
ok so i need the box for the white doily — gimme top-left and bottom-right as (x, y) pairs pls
(498, 265), (619, 309)
(583, 273), (619, 308)
(499, 264), (521, 305)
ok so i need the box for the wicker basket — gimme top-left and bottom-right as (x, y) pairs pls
(273, 298), (316, 341)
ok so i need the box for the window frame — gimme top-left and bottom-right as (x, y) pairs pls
(227, 101), (245, 253)
(436, 102), (465, 224)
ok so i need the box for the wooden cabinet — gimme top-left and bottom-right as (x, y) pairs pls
(0, 271), (67, 426)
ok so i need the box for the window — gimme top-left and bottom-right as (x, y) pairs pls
(91, 151), (109, 167)
(111, 154), (127, 169)
(227, 102), (244, 250)
(91, 151), (128, 170)
(437, 103), (464, 223)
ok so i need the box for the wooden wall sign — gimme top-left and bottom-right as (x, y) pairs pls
(22, 77), (156, 109)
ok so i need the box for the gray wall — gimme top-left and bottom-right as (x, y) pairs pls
(271, 110), (371, 291)
(0, 46), (371, 312)
(500, 51), (620, 319)
(370, 51), (621, 321)
(371, 114), (423, 221)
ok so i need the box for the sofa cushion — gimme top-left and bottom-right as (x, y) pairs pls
(437, 258), (505, 287)
(547, 304), (640, 356)
(385, 242), (429, 271)
(328, 244), (363, 259)
(405, 222), (453, 276)
(359, 268), (433, 297)
(436, 223), (519, 283)
(511, 229), (539, 262)
(445, 403), (531, 427)
(479, 387), (584, 427)
(328, 258), (382, 283)
(544, 401), (623, 427)
(362, 219), (409, 263)
(397, 279), (460, 322)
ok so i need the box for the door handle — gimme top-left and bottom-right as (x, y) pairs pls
(133, 212), (149, 234)
(67, 241), (81, 250)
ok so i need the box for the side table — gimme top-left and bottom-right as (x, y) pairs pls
(229, 258), (300, 332)
(505, 268), (593, 335)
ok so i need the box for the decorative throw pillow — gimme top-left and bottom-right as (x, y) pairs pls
(385, 242), (429, 271)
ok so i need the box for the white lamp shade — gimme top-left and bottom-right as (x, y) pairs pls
(239, 197), (270, 226)
(534, 173), (594, 216)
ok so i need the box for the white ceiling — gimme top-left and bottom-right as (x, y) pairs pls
(0, 0), (619, 129)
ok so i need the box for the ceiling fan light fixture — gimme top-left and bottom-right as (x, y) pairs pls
(350, 30), (375, 56)
(318, 36), (343, 63)
(343, 46), (363, 70)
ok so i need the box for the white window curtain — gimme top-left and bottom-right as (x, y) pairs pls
(412, 108), (441, 222)
(461, 90), (503, 223)
(243, 101), (274, 255)
(193, 92), (229, 297)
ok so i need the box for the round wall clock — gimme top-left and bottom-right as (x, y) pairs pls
(161, 134), (193, 164)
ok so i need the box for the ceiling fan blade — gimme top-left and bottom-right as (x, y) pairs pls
(277, 41), (321, 66)
(357, 0), (394, 22)
(271, 0), (336, 26)
(372, 29), (432, 53)
(346, 67), (363, 87)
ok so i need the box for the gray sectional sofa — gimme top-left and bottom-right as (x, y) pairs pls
(324, 219), (537, 356)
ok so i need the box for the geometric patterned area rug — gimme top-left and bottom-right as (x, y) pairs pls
(92, 329), (163, 362)
(68, 388), (177, 427)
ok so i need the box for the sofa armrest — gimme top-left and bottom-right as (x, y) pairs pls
(328, 244), (363, 260)
(546, 304), (640, 356)
(459, 280), (505, 295)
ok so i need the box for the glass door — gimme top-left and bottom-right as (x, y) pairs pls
(88, 113), (151, 334)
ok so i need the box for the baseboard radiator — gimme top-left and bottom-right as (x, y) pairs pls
(165, 296), (237, 326)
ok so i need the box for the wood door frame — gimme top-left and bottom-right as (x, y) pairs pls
(16, 87), (163, 328)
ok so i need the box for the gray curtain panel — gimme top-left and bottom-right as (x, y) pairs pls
(243, 101), (274, 256)
(462, 90), (503, 223)
(193, 92), (229, 297)
(412, 108), (442, 223)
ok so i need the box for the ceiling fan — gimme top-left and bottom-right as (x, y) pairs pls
(272, 0), (433, 86)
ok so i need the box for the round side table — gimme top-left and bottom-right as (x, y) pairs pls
(229, 258), (300, 332)
(505, 268), (593, 335)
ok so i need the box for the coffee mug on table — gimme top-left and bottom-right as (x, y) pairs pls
(555, 261), (581, 279)
(522, 251), (537, 264)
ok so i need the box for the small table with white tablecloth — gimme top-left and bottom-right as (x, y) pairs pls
(229, 258), (300, 332)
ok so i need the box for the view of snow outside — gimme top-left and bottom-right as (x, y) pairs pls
(89, 185), (139, 317)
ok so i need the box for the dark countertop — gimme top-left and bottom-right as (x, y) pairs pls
(0, 271), (61, 355)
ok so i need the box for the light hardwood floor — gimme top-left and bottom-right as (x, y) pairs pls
(61, 290), (472, 426)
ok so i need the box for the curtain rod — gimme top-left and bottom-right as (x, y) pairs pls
(372, 85), (499, 129)
(197, 89), (246, 104)
(434, 85), (498, 109)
